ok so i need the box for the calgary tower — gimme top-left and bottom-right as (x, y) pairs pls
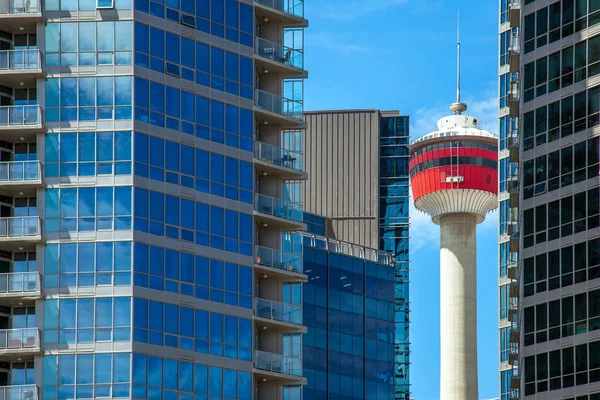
(408, 22), (499, 399)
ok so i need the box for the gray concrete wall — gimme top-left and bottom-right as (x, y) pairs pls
(303, 110), (381, 249)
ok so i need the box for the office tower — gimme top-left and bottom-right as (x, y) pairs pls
(409, 101), (499, 399)
(0, 0), (308, 398)
(302, 212), (396, 400)
(501, 1), (600, 399)
(303, 110), (410, 399)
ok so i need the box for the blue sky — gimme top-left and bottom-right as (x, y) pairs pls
(302, 1), (500, 399)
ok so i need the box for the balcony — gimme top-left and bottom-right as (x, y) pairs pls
(255, 245), (306, 282)
(508, 35), (520, 73)
(255, 298), (305, 333)
(0, 0), (43, 31)
(254, 0), (307, 28)
(509, 324), (520, 344)
(0, 384), (38, 400)
(0, 328), (41, 359)
(508, 347), (519, 364)
(0, 161), (42, 195)
(0, 217), (42, 251)
(509, 280), (519, 298)
(509, 0), (521, 28)
(507, 263), (517, 280)
(0, 272), (41, 306)
(0, 49), (42, 88)
(508, 80), (519, 118)
(255, 89), (304, 127)
(0, 106), (43, 140)
(508, 305), (518, 322)
(508, 132), (519, 162)
(254, 350), (305, 383)
(255, 38), (307, 79)
(255, 193), (304, 230)
(509, 224), (519, 253)
(254, 142), (307, 180)
(508, 176), (519, 208)
(510, 367), (520, 389)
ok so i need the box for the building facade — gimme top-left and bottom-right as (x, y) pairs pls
(504, 0), (600, 399)
(0, 0), (308, 399)
(303, 110), (410, 399)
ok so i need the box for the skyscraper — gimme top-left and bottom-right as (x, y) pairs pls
(0, 0), (308, 398)
(501, 1), (600, 399)
(303, 110), (410, 399)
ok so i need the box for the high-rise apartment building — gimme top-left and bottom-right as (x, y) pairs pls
(303, 110), (410, 399)
(501, 1), (600, 399)
(0, 0), (308, 398)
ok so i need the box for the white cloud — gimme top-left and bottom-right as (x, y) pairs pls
(409, 188), (439, 253)
(308, 0), (408, 21)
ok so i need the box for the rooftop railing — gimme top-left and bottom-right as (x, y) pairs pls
(0, 0), (41, 14)
(0, 49), (41, 71)
(255, 193), (303, 223)
(0, 216), (40, 238)
(255, 245), (302, 274)
(255, 89), (303, 121)
(0, 385), (38, 400)
(255, 298), (302, 325)
(254, 0), (304, 18)
(302, 233), (395, 266)
(255, 350), (302, 377)
(0, 272), (40, 295)
(0, 160), (41, 183)
(0, 328), (40, 351)
(255, 37), (304, 70)
(0, 105), (41, 127)
(254, 142), (303, 173)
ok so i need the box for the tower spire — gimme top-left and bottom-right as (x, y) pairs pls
(450, 9), (468, 115)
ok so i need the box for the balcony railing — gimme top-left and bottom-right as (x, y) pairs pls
(0, 217), (40, 238)
(255, 37), (304, 70)
(254, 142), (303, 173)
(255, 350), (302, 377)
(0, 49), (41, 71)
(0, 328), (40, 351)
(255, 245), (302, 274)
(0, 272), (40, 295)
(254, 0), (304, 18)
(0, 385), (38, 400)
(255, 298), (302, 325)
(509, 81), (520, 102)
(0, 0), (41, 14)
(508, 33), (520, 53)
(0, 161), (41, 183)
(255, 193), (303, 223)
(0, 106), (41, 127)
(255, 89), (303, 121)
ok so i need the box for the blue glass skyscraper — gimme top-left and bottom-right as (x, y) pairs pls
(0, 0), (308, 398)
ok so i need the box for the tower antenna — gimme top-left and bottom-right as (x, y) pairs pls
(450, 10), (468, 115)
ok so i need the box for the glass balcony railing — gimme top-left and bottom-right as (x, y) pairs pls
(254, 142), (303, 173)
(0, 0), (41, 14)
(0, 50), (41, 71)
(0, 328), (40, 351)
(0, 385), (38, 400)
(255, 193), (303, 223)
(255, 245), (302, 274)
(255, 350), (302, 377)
(255, 89), (303, 121)
(255, 298), (302, 325)
(0, 106), (41, 127)
(509, 81), (520, 102)
(254, 0), (304, 18)
(0, 217), (40, 238)
(0, 272), (40, 295)
(0, 161), (41, 183)
(255, 37), (304, 70)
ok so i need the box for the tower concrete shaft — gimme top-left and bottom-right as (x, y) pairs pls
(439, 213), (478, 400)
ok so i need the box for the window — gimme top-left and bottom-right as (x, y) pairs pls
(97, 0), (114, 8)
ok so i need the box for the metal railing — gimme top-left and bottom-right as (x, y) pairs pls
(0, 217), (40, 238)
(254, 142), (303, 173)
(254, 0), (304, 18)
(509, 81), (520, 102)
(0, 385), (38, 400)
(508, 33), (520, 53)
(0, 272), (40, 295)
(255, 298), (302, 325)
(255, 350), (302, 377)
(0, 106), (41, 127)
(255, 37), (304, 70)
(255, 245), (302, 273)
(255, 193), (303, 223)
(302, 233), (395, 266)
(255, 89), (303, 121)
(0, 328), (40, 351)
(0, 160), (41, 183)
(0, 49), (41, 71)
(0, 0), (41, 14)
